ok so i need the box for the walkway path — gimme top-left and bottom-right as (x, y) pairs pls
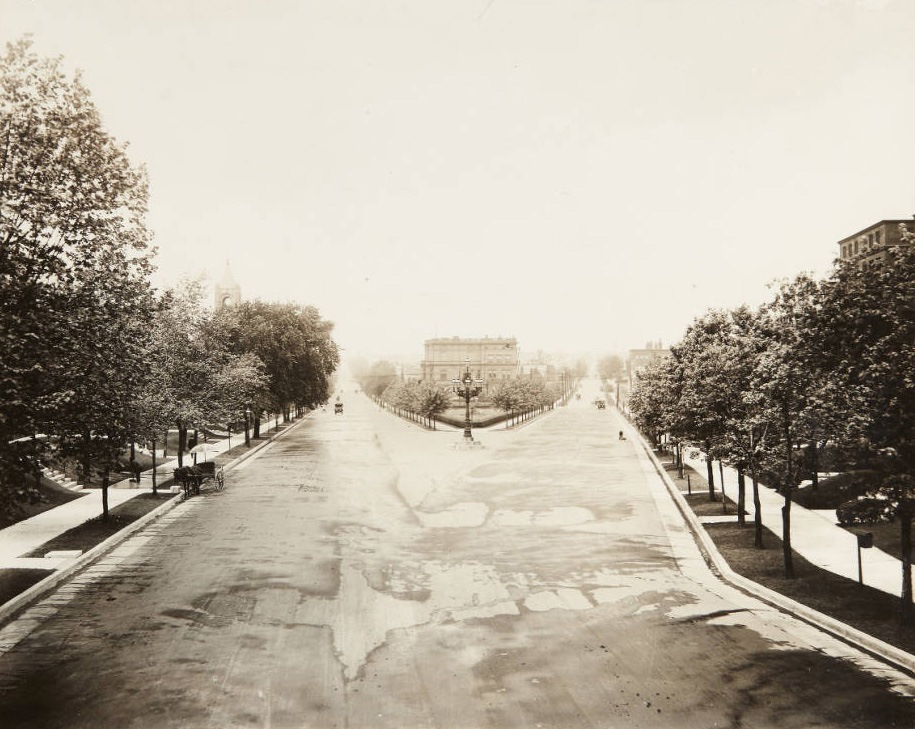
(682, 452), (904, 597)
(0, 417), (286, 572)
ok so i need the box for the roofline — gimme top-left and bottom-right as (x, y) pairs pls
(837, 219), (915, 245)
(424, 336), (518, 344)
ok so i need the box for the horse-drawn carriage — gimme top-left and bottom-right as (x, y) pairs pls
(173, 461), (224, 498)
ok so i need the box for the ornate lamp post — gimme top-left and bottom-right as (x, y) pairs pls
(452, 359), (484, 441)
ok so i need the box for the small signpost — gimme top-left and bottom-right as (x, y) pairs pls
(856, 532), (873, 584)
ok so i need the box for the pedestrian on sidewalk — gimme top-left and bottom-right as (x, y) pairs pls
(129, 459), (142, 483)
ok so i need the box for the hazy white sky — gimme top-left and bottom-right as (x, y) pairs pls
(2, 0), (914, 360)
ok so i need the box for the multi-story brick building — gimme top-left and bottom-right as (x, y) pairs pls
(421, 336), (520, 390)
(628, 340), (670, 387)
(836, 219), (914, 267)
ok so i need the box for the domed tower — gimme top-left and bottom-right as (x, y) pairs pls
(214, 261), (242, 310)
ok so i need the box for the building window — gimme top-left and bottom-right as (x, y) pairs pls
(875, 230), (882, 244)
(854, 240), (859, 254)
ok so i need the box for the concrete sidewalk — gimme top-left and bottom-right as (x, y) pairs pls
(0, 415), (288, 572)
(681, 452), (904, 598)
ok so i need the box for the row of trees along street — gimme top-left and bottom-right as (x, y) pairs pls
(352, 358), (585, 429)
(628, 236), (915, 620)
(0, 39), (339, 523)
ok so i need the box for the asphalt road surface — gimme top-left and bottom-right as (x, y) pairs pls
(0, 380), (914, 728)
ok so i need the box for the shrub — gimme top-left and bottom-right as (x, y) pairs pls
(836, 495), (895, 526)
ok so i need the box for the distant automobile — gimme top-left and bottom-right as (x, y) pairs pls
(334, 402), (343, 415)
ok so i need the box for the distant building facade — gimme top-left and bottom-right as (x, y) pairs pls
(214, 262), (242, 310)
(628, 340), (670, 387)
(837, 219), (914, 267)
(421, 336), (520, 389)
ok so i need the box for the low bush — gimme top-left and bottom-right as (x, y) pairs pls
(835, 495), (895, 526)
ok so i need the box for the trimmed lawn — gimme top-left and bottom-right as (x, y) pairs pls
(0, 481), (84, 530)
(845, 520), (907, 563)
(704, 522), (915, 656)
(0, 569), (53, 607)
(667, 456), (915, 658)
(22, 492), (176, 557)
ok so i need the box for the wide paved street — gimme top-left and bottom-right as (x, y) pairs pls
(0, 383), (913, 728)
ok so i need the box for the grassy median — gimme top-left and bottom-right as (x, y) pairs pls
(665, 457), (915, 658)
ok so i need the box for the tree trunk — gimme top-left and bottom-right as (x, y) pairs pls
(706, 453), (715, 501)
(810, 438), (819, 491)
(750, 429), (764, 548)
(101, 468), (110, 519)
(901, 504), (913, 623)
(82, 429), (92, 486)
(782, 406), (795, 578)
(31, 434), (42, 492)
(151, 437), (158, 495)
(737, 466), (746, 527)
(752, 472), (764, 548)
(782, 495), (794, 578)
(720, 461), (727, 514)
(177, 421), (187, 468)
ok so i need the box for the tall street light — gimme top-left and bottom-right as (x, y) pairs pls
(452, 358), (484, 441)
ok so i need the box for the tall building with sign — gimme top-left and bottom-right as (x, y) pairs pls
(421, 336), (520, 390)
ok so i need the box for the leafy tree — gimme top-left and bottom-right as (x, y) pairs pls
(361, 360), (398, 398)
(751, 275), (828, 578)
(723, 307), (768, 537)
(55, 260), (156, 514)
(597, 354), (625, 383)
(686, 307), (760, 523)
(667, 314), (737, 501)
(129, 367), (174, 494)
(811, 239), (915, 616)
(0, 38), (155, 515)
(144, 279), (229, 466)
(382, 381), (450, 428)
(414, 382), (450, 425)
(222, 300), (338, 431)
(629, 354), (679, 448)
(489, 377), (551, 426)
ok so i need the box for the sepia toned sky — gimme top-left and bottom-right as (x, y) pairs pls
(2, 0), (914, 361)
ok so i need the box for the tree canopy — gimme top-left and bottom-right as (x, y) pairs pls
(629, 233), (915, 614)
(0, 39), (340, 518)
(0, 38), (156, 505)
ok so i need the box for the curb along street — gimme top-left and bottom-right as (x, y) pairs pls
(0, 413), (311, 629)
(629, 422), (915, 677)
